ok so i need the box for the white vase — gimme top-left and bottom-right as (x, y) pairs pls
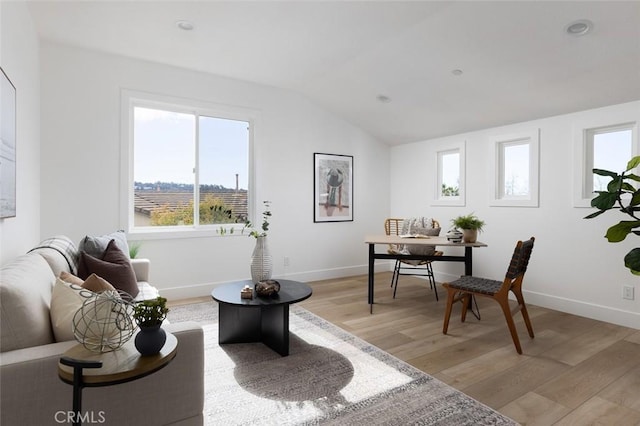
(250, 236), (273, 283)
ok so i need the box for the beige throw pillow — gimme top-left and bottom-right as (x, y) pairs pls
(50, 278), (95, 342)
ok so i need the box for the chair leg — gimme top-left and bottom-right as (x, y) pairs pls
(460, 293), (471, 323)
(442, 285), (456, 334)
(425, 262), (439, 301)
(390, 260), (399, 287)
(392, 260), (401, 298)
(497, 297), (523, 354)
(512, 287), (534, 338)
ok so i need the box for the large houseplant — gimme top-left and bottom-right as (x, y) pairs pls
(584, 156), (640, 275)
(451, 213), (485, 243)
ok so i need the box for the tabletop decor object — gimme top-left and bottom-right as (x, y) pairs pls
(255, 279), (280, 297)
(584, 155), (640, 274)
(451, 213), (485, 243)
(133, 296), (169, 356)
(72, 290), (135, 353)
(246, 201), (273, 282)
(446, 229), (464, 243)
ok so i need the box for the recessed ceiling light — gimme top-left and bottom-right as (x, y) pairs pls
(451, 69), (463, 76)
(377, 95), (391, 103)
(176, 20), (195, 31)
(565, 19), (593, 36)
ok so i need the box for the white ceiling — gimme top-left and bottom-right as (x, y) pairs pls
(26, 1), (640, 145)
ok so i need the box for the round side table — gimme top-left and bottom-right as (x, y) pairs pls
(58, 332), (177, 426)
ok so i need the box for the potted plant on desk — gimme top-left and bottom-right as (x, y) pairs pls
(133, 297), (169, 356)
(451, 213), (485, 243)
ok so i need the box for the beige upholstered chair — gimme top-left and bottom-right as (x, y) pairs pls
(442, 237), (535, 354)
(384, 218), (442, 300)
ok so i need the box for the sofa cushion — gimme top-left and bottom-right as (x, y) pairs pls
(78, 230), (130, 260)
(0, 254), (56, 351)
(77, 241), (139, 299)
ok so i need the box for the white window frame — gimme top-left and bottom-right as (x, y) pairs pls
(490, 129), (539, 207)
(432, 140), (466, 206)
(573, 119), (638, 207)
(120, 90), (258, 239)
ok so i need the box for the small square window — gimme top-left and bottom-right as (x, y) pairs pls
(490, 129), (539, 207)
(573, 120), (637, 207)
(432, 141), (465, 206)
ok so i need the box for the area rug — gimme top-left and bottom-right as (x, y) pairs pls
(168, 302), (517, 425)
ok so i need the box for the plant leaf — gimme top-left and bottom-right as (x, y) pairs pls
(623, 173), (640, 182)
(626, 156), (640, 171)
(624, 248), (640, 274)
(592, 168), (618, 178)
(620, 182), (636, 192)
(590, 192), (617, 210)
(606, 177), (623, 192)
(584, 210), (606, 219)
(605, 221), (640, 242)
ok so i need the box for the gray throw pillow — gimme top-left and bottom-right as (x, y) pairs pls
(78, 230), (130, 259)
(400, 217), (441, 256)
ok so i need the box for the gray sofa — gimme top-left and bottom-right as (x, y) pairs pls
(0, 236), (204, 425)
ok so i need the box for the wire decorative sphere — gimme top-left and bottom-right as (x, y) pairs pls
(72, 290), (136, 353)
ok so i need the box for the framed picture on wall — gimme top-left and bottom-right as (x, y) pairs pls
(1, 67), (16, 219)
(314, 153), (353, 222)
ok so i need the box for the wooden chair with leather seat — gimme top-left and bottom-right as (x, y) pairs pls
(384, 218), (442, 301)
(442, 237), (535, 354)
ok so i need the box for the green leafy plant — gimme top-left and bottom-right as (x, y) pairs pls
(132, 297), (169, 327)
(244, 201), (272, 238)
(451, 213), (485, 231)
(129, 242), (141, 259)
(584, 156), (640, 275)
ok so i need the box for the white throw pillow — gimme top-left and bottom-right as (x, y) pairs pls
(50, 278), (95, 342)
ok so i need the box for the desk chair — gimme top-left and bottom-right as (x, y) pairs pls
(442, 237), (535, 354)
(384, 218), (442, 301)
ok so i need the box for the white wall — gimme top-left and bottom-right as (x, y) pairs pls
(391, 101), (640, 328)
(0, 1), (41, 264)
(39, 42), (390, 298)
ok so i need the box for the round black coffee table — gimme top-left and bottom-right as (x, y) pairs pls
(211, 279), (312, 356)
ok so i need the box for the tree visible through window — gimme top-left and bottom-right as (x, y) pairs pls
(132, 105), (250, 231)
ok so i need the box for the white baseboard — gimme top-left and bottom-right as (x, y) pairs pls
(522, 290), (639, 329)
(160, 262), (392, 301)
(161, 264), (639, 330)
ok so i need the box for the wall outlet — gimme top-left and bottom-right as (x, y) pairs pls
(623, 285), (635, 300)
(284, 256), (290, 267)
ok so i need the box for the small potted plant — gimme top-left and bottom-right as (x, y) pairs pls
(451, 213), (485, 243)
(132, 297), (169, 356)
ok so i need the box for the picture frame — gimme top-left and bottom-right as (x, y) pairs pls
(1, 67), (16, 219)
(314, 153), (353, 222)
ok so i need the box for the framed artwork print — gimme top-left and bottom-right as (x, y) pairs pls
(1, 67), (16, 219)
(314, 153), (353, 222)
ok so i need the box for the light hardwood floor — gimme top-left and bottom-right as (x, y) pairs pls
(173, 273), (640, 425)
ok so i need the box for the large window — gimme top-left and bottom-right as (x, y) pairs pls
(432, 141), (465, 206)
(490, 129), (539, 207)
(574, 119), (638, 207)
(122, 92), (253, 236)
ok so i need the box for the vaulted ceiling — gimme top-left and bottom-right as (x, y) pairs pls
(27, 1), (640, 145)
